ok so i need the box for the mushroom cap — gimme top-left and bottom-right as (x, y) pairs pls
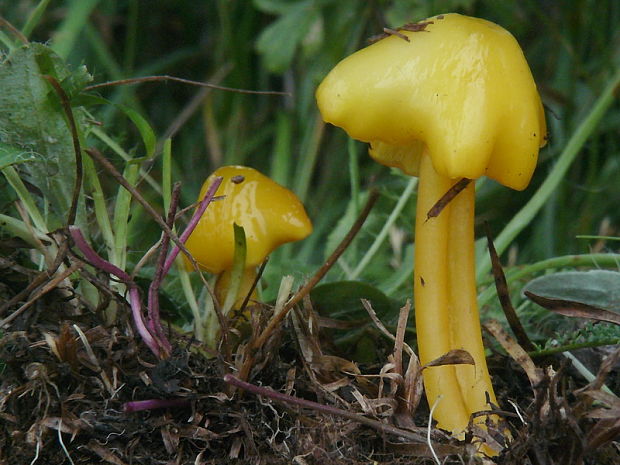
(316, 13), (547, 190)
(185, 166), (313, 273)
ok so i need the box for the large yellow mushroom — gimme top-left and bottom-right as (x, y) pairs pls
(316, 13), (546, 437)
(186, 165), (313, 314)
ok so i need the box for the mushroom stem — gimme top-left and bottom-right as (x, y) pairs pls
(201, 268), (258, 348)
(448, 179), (497, 417)
(415, 151), (470, 433)
(215, 267), (258, 316)
(414, 151), (496, 435)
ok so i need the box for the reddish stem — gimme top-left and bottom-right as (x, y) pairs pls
(146, 184), (182, 354)
(69, 227), (131, 281)
(128, 287), (160, 356)
(123, 398), (191, 413)
(69, 226), (162, 357)
(223, 374), (426, 443)
(162, 176), (223, 275)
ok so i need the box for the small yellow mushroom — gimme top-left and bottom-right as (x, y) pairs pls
(186, 165), (313, 311)
(316, 13), (546, 439)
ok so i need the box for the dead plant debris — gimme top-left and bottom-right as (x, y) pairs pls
(1, 236), (619, 464)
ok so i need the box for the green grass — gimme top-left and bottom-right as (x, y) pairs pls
(1, 0), (619, 352)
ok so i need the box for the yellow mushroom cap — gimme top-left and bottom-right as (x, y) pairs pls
(316, 13), (547, 190)
(185, 166), (312, 274)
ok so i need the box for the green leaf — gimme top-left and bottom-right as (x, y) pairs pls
(31, 43), (93, 97)
(0, 43), (92, 228)
(59, 64), (93, 99)
(324, 191), (367, 263)
(310, 280), (396, 320)
(0, 142), (38, 169)
(310, 280), (399, 363)
(253, 0), (299, 15)
(255, 0), (319, 72)
(120, 105), (156, 160)
(522, 270), (620, 312)
(222, 224), (248, 314)
(77, 94), (156, 161)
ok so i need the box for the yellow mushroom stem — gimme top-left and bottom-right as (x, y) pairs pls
(414, 150), (496, 435)
(214, 267), (259, 316)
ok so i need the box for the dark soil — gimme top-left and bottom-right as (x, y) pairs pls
(1, 255), (619, 465)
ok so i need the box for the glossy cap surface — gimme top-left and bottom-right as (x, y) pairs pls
(316, 13), (546, 190)
(185, 166), (313, 273)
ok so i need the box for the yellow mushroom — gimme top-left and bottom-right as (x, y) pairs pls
(186, 165), (313, 312)
(316, 13), (546, 437)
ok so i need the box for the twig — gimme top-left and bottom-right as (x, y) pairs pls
(484, 320), (544, 389)
(84, 75), (289, 96)
(127, 286), (159, 356)
(123, 398), (191, 413)
(162, 177), (231, 360)
(382, 27), (410, 42)
(236, 189), (379, 383)
(362, 299), (414, 356)
(158, 65), (232, 154)
(72, 324), (114, 395)
(0, 262), (80, 329)
(69, 226), (163, 357)
(161, 177), (223, 276)
(131, 236), (163, 278)
(224, 374), (426, 444)
(256, 188), (380, 348)
(140, 66), (232, 179)
(85, 148), (200, 271)
(69, 226), (130, 281)
(41, 75), (82, 227)
(426, 178), (471, 220)
(161, 177), (231, 359)
(0, 268), (57, 315)
(168, 178), (233, 361)
(146, 182), (181, 353)
(0, 16), (28, 44)
(484, 223), (536, 352)
(393, 300), (410, 378)
(239, 258), (268, 313)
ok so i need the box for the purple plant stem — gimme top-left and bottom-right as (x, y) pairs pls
(223, 374), (426, 443)
(70, 226), (161, 358)
(146, 183), (182, 354)
(69, 174), (221, 360)
(69, 226), (131, 281)
(161, 176), (223, 276)
(129, 286), (160, 356)
(123, 398), (191, 413)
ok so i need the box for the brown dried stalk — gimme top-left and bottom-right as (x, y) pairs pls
(224, 374), (427, 444)
(236, 189), (380, 382)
